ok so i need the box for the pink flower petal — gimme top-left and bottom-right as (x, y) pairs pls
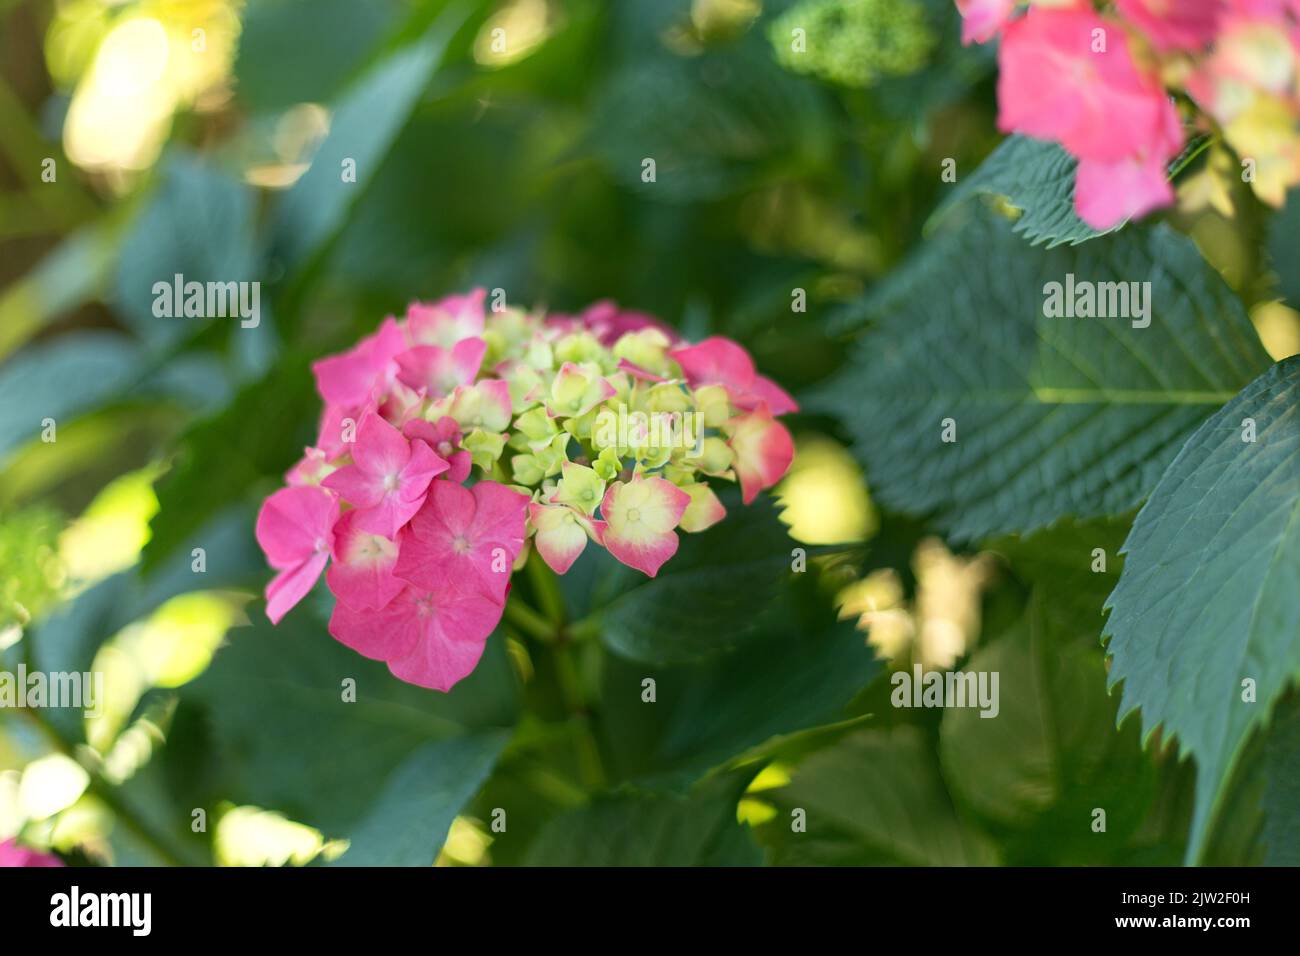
(326, 510), (406, 611)
(530, 502), (605, 574)
(727, 410), (795, 505)
(255, 485), (339, 569)
(997, 7), (1181, 164)
(407, 289), (487, 347)
(394, 337), (487, 396)
(266, 549), (330, 624)
(0, 838), (63, 867)
(1116, 0), (1222, 52)
(957, 0), (1017, 45)
(311, 317), (405, 406)
(670, 336), (756, 394)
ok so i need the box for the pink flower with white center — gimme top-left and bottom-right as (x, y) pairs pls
(321, 412), (448, 538)
(407, 289), (487, 348)
(529, 502), (606, 574)
(311, 317), (406, 407)
(956, 0), (1018, 45)
(329, 582), (504, 691)
(0, 838), (63, 867)
(1117, 0), (1224, 51)
(255, 485), (340, 624)
(726, 408), (796, 505)
(599, 476), (691, 577)
(394, 337), (487, 397)
(325, 510), (406, 611)
(678, 482), (728, 532)
(403, 416), (472, 482)
(997, 7), (1182, 164)
(668, 336), (799, 416)
(394, 479), (528, 603)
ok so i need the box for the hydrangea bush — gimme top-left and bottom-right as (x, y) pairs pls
(255, 290), (796, 691)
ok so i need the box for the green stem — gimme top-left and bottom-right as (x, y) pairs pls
(552, 642), (605, 790)
(502, 597), (556, 643)
(525, 553), (566, 624)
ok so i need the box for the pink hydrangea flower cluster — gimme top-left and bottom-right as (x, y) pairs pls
(255, 290), (797, 691)
(958, 0), (1300, 227)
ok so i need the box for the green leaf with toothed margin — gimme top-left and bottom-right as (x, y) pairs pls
(1103, 357), (1300, 864)
(930, 135), (1116, 249)
(811, 208), (1272, 542)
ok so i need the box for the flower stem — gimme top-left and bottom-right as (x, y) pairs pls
(502, 597), (556, 643)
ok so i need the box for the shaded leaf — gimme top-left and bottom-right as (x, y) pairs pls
(814, 208), (1272, 541)
(331, 731), (509, 866)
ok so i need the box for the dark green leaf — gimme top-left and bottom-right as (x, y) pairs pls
(331, 731), (509, 866)
(523, 775), (761, 866)
(1104, 356), (1300, 862)
(939, 595), (1156, 863)
(814, 208), (1272, 541)
(595, 494), (806, 664)
(763, 726), (998, 865)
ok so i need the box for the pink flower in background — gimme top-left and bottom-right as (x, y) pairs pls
(321, 413), (447, 537)
(329, 583), (502, 691)
(256, 290), (798, 691)
(394, 480), (528, 603)
(1117, 0), (1224, 51)
(957, 0), (1017, 45)
(255, 485), (340, 624)
(961, 0), (1300, 223)
(600, 477), (691, 577)
(0, 839), (63, 867)
(997, 7), (1181, 164)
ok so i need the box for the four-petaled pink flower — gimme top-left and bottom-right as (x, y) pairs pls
(394, 480), (528, 603)
(255, 485), (340, 624)
(322, 412), (448, 538)
(600, 476), (691, 577)
(329, 582), (503, 691)
(669, 336), (799, 415)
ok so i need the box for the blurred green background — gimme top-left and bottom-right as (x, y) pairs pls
(1, 0), (1296, 867)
